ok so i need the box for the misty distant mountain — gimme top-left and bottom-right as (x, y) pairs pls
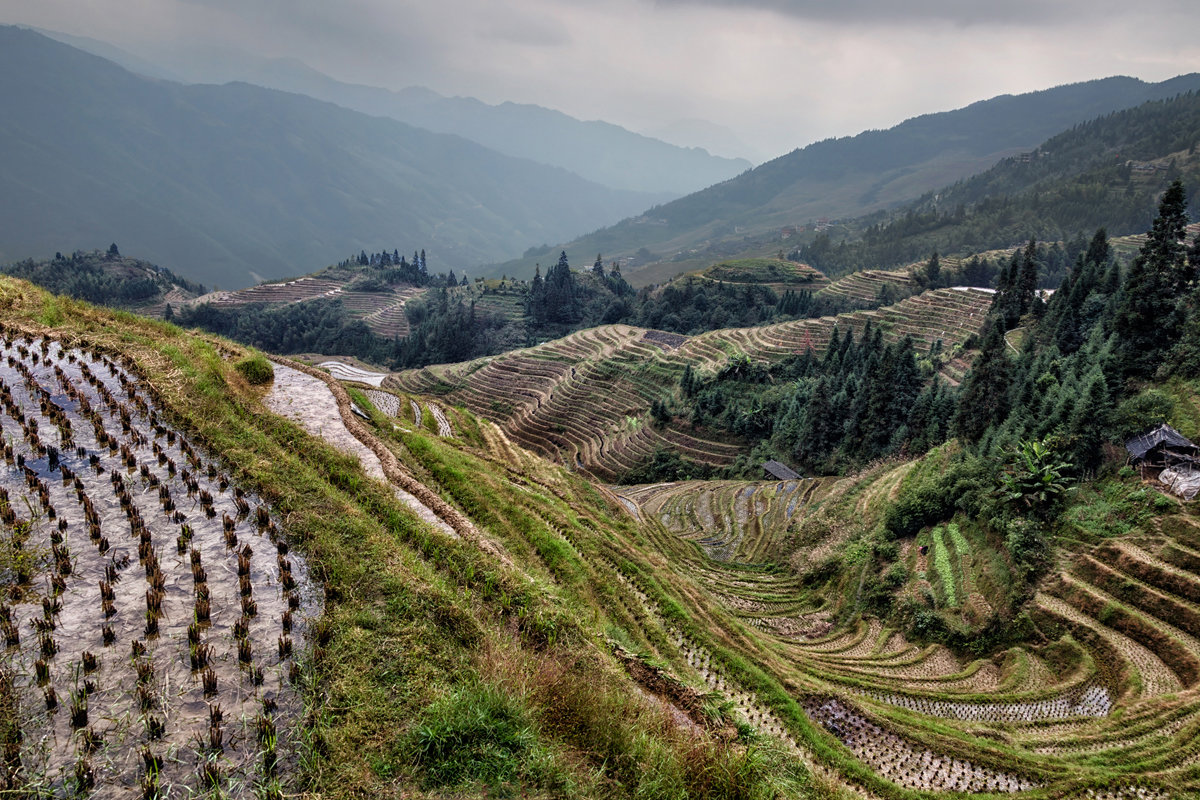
(507, 73), (1200, 282)
(0, 27), (671, 289)
(33, 30), (753, 196)
(644, 118), (767, 163)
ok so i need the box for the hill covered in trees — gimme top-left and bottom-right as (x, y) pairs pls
(794, 91), (1200, 276)
(498, 74), (1200, 283)
(0, 26), (666, 290)
(0, 245), (204, 316)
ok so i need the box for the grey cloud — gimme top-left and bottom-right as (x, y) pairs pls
(483, 17), (571, 47)
(652, 0), (1195, 27)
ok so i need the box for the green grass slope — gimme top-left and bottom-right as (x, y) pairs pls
(7, 276), (1200, 797)
(390, 286), (993, 480)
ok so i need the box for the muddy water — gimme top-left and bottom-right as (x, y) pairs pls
(0, 336), (317, 798)
(266, 361), (456, 537)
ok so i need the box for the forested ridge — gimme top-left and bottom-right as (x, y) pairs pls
(0, 246), (204, 310)
(796, 91), (1200, 276)
(167, 251), (872, 369)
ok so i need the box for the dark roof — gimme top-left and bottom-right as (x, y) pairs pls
(1125, 423), (1199, 461)
(762, 460), (801, 480)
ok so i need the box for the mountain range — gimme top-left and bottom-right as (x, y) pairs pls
(34, 28), (754, 195)
(0, 26), (677, 289)
(510, 73), (1200, 284)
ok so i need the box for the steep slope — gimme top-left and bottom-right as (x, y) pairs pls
(500, 74), (1200, 282)
(794, 91), (1200, 276)
(0, 27), (664, 290)
(33, 29), (753, 195)
(390, 286), (994, 479)
(6, 275), (1200, 797)
(0, 277), (828, 799)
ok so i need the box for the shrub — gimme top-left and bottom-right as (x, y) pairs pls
(931, 527), (958, 607)
(234, 354), (274, 385)
(406, 682), (547, 789)
(884, 450), (989, 538)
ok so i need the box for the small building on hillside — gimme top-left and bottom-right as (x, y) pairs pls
(762, 460), (801, 481)
(1126, 424), (1200, 498)
(1125, 423), (1200, 470)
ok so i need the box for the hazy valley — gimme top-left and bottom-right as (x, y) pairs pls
(4, 13), (1200, 800)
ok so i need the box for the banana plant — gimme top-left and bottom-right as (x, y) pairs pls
(999, 439), (1074, 518)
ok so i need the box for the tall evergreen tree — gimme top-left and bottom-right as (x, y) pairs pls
(1017, 239), (1040, 317)
(1113, 181), (1192, 379)
(955, 325), (1012, 443)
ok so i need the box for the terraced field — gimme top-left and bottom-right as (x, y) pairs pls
(186, 273), (421, 340)
(390, 287), (992, 478)
(0, 333), (314, 797)
(816, 268), (916, 304)
(605, 462), (1200, 797)
(28, 272), (1200, 798)
(678, 258), (832, 293)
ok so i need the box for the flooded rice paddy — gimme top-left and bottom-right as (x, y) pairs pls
(0, 334), (316, 797)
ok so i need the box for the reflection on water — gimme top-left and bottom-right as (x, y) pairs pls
(0, 334), (317, 797)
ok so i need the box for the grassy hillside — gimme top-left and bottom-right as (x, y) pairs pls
(0, 277), (831, 799)
(8, 266), (1200, 797)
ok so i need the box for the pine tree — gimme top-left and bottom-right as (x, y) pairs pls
(1067, 366), (1112, 473)
(1017, 239), (1040, 317)
(923, 251), (940, 288)
(543, 251), (581, 325)
(954, 325), (1012, 443)
(1113, 181), (1192, 379)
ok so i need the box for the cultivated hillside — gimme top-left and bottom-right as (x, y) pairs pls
(5, 274), (1200, 797)
(500, 75), (1200, 283)
(390, 285), (993, 480)
(0, 27), (666, 290)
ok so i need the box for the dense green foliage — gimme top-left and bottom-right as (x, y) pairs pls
(793, 92), (1200, 276)
(671, 326), (956, 476)
(0, 249), (204, 308)
(178, 298), (393, 362)
(904, 184), (1197, 583)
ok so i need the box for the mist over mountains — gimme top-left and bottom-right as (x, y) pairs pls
(5, 23), (1200, 294)
(0, 26), (687, 289)
(35, 27), (754, 195)
(518, 73), (1200, 283)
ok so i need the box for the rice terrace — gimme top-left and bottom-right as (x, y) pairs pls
(9, 209), (1200, 798)
(5, 21), (1200, 800)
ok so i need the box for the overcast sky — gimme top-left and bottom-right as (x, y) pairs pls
(3, 0), (1198, 161)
